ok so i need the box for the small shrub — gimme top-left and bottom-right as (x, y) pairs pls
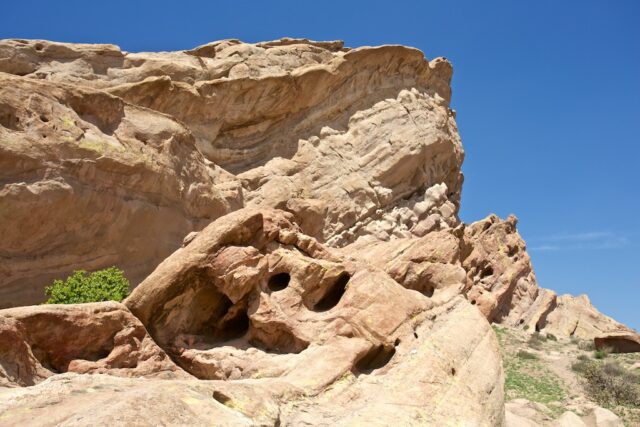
(581, 362), (640, 407)
(579, 340), (596, 351)
(572, 359), (593, 374)
(523, 325), (530, 331)
(577, 354), (590, 361)
(546, 333), (558, 341)
(517, 350), (539, 360)
(528, 332), (547, 349)
(603, 361), (626, 377)
(595, 349), (609, 360)
(44, 267), (130, 304)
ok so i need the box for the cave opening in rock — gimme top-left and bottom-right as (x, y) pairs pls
(421, 284), (435, 298)
(314, 272), (350, 311)
(354, 344), (396, 374)
(217, 307), (250, 341)
(268, 272), (291, 292)
(480, 265), (494, 279)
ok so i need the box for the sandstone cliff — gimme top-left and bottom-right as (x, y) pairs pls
(0, 38), (637, 426)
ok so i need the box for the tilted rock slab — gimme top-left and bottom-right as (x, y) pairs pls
(0, 38), (461, 307)
(0, 35), (637, 426)
(1, 37), (628, 343)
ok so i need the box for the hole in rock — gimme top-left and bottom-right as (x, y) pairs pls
(535, 323), (541, 332)
(268, 272), (290, 292)
(0, 107), (21, 131)
(519, 319), (525, 325)
(354, 344), (396, 374)
(166, 271), (251, 346)
(212, 390), (232, 404)
(30, 335), (114, 374)
(508, 246), (518, 257)
(39, 115), (49, 123)
(451, 367), (456, 376)
(413, 331), (419, 339)
(480, 265), (494, 279)
(217, 308), (250, 341)
(248, 327), (309, 355)
(314, 272), (350, 312)
(421, 284), (435, 298)
(394, 338), (401, 346)
(34, 43), (44, 51)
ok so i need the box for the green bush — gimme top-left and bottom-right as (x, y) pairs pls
(546, 333), (558, 341)
(595, 349), (609, 360)
(44, 267), (130, 304)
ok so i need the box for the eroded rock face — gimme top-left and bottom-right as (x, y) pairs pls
(125, 209), (503, 426)
(0, 72), (240, 307)
(0, 38), (462, 308)
(0, 302), (188, 387)
(1, 36), (637, 426)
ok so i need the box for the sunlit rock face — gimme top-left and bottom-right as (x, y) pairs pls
(0, 37), (637, 427)
(0, 38), (461, 308)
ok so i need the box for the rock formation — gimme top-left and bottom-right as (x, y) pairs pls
(0, 37), (637, 426)
(0, 301), (188, 387)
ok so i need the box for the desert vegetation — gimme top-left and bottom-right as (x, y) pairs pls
(44, 267), (130, 304)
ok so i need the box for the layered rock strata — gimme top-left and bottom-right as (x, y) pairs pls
(0, 36), (638, 426)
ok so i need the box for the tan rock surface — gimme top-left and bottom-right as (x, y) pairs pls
(1, 36), (637, 426)
(0, 208), (504, 426)
(2, 37), (627, 342)
(0, 301), (188, 388)
(0, 37), (462, 308)
(0, 71), (239, 307)
(504, 400), (625, 427)
(543, 295), (635, 340)
(127, 208), (505, 425)
(594, 331), (640, 354)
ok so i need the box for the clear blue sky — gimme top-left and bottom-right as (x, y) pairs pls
(2, 1), (638, 329)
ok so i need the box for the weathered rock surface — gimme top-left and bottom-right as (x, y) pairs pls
(0, 37), (462, 308)
(0, 208), (504, 426)
(0, 71), (239, 307)
(1, 37), (628, 343)
(0, 36), (637, 426)
(594, 331), (640, 354)
(504, 399), (625, 427)
(0, 302), (188, 388)
(541, 295), (635, 341)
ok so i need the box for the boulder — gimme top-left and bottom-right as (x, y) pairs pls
(594, 331), (640, 353)
(0, 302), (188, 387)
